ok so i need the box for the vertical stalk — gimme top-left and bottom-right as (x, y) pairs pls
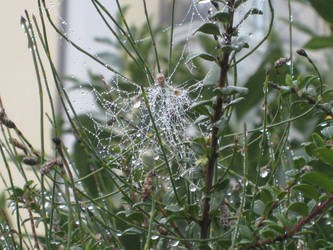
(144, 193), (156, 250)
(168, 0), (176, 75)
(142, 0), (161, 73)
(288, 0), (293, 75)
(231, 123), (248, 249)
(200, 0), (235, 240)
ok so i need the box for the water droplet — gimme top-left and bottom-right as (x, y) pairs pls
(151, 235), (159, 240)
(171, 240), (180, 247)
(189, 183), (197, 192)
(133, 96), (141, 109)
(260, 166), (270, 178)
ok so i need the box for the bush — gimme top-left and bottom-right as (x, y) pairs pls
(1, 0), (333, 249)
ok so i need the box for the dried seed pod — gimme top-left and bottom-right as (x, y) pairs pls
(141, 170), (156, 201)
(296, 49), (308, 57)
(220, 201), (229, 229)
(22, 157), (39, 166)
(52, 136), (61, 146)
(0, 111), (16, 129)
(156, 73), (165, 87)
(41, 158), (63, 175)
(10, 138), (27, 155)
(157, 225), (168, 235)
(274, 57), (288, 74)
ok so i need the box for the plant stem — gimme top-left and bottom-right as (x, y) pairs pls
(168, 0), (176, 75)
(142, 0), (161, 73)
(288, 0), (293, 75)
(200, 0), (235, 240)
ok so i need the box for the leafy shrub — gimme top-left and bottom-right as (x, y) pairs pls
(1, 0), (333, 249)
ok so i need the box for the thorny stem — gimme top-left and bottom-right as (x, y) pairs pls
(240, 194), (333, 249)
(200, 0), (235, 240)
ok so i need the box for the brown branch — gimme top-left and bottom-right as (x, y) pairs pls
(240, 194), (333, 249)
(200, 0), (236, 240)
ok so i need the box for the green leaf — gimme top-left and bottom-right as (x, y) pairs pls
(292, 184), (319, 200)
(226, 97), (245, 107)
(211, 11), (230, 22)
(199, 245), (212, 250)
(186, 52), (216, 63)
(312, 133), (325, 147)
(309, 0), (333, 23)
(190, 99), (213, 109)
(239, 225), (253, 240)
(302, 171), (333, 193)
(260, 229), (276, 239)
(288, 202), (308, 217)
(321, 126), (333, 138)
(304, 36), (333, 50)
(194, 23), (221, 36)
(203, 64), (220, 86)
(260, 187), (273, 204)
(316, 148), (333, 166)
(214, 86), (248, 96)
(253, 200), (265, 215)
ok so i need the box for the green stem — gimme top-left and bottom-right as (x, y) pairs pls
(144, 193), (156, 250)
(142, 0), (161, 73)
(168, 0), (176, 75)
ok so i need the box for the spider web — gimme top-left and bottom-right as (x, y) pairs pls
(58, 0), (267, 178)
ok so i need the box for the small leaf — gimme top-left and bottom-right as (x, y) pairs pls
(203, 64), (220, 86)
(214, 86), (248, 96)
(316, 148), (333, 166)
(312, 133), (325, 147)
(260, 229), (276, 239)
(253, 200), (265, 215)
(211, 11), (230, 23)
(194, 23), (221, 36)
(239, 225), (253, 240)
(260, 187), (273, 204)
(304, 36), (333, 50)
(250, 8), (263, 15)
(292, 184), (318, 200)
(186, 52), (216, 63)
(190, 99), (213, 109)
(226, 97), (245, 107)
(288, 202), (308, 217)
(321, 126), (333, 138)
(302, 171), (333, 193)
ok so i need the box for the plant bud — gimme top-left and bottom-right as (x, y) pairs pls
(296, 49), (308, 57)
(141, 170), (156, 201)
(274, 57), (288, 74)
(10, 138), (27, 155)
(52, 136), (61, 146)
(41, 158), (63, 175)
(156, 73), (165, 87)
(22, 157), (39, 166)
(157, 225), (168, 235)
(220, 201), (229, 229)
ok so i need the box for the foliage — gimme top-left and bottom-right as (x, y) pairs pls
(0, 0), (333, 249)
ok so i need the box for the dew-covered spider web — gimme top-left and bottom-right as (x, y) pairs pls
(55, 0), (268, 178)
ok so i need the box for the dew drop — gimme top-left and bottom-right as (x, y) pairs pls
(151, 235), (159, 240)
(260, 166), (269, 178)
(189, 183), (197, 192)
(171, 240), (180, 247)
